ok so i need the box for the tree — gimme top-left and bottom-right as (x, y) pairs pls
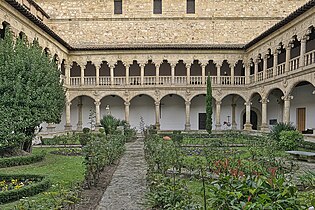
(0, 28), (65, 154)
(206, 74), (213, 134)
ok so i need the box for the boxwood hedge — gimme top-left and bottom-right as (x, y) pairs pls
(0, 174), (50, 204)
(0, 153), (45, 168)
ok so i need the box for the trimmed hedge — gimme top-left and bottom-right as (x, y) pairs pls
(0, 174), (50, 204)
(0, 153), (45, 168)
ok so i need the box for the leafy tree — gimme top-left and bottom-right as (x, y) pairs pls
(206, 74), (213, 134)
(0, 28), (65, 153)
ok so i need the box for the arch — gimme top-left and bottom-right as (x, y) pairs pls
(129, 60), (140, 76)
(70, 94), (95, 103)
(160, 60), (171, 76)
(100, 61), (110, 76)
(145, 60), (156, 76)
(0, 21), (10, 39)
(99, 94), (125, 102)
(159, 93), (186, 102)
(189, 92), (218, 102)
(130, 93), (156, 102)
(175, 60), (186, 76)
(70, 62), (81, 77)
(288, 79), (315, 95)
(248, 91), (262, 101)
(265, 87), (285, 99)
(190, 60), (201, 76)
(220, 93), (246, 102)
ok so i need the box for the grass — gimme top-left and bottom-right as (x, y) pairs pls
(0, 147), (85, 209)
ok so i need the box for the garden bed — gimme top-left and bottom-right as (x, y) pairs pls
(0, 174), (50, 204)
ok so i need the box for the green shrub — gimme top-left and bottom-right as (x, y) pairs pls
(100, 115), (121, 135)
(173, 130), (182, 135)
(82, 127), (90, 134)
(99, 128), (105, 134)
(0, 174), (50, 204)
(278, 130), (303, 150)
(270, 122), (296, 142)
(0, 153), (45, 168)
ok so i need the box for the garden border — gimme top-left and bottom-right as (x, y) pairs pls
(0, 153), (45, 168)
(0, 174), (50, 204)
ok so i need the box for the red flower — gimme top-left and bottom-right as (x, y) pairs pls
(248, 195), (251, 202)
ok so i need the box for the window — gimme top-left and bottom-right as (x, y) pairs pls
(114, 0), (122, 14)
(153, 0), (162, 14)
(187, 0), (195, 14)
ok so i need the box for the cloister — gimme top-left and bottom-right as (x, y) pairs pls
(1, 0), (315, 133)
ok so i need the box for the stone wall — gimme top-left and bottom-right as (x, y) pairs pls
(35, 0), (308, 19)
(48, 19), (277, 46)
(34, 0), (309, 46)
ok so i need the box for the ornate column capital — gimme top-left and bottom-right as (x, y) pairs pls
(155, 101), (160, 106)
(260, 98), (269, 104)
(124, 101), (130, 106)
(244, 101), (252, 106)
(94, 101), (101, 106)
(313, 90), (315, 95)
(66, 101), (72, 106)
(215, 100), (222, 106)
(281, 95), (293, 101)
(185, 101), (191, 106)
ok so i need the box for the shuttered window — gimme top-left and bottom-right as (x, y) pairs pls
(153, 0), (162, 14)
(187, 0), (195, 14)
(114, 0), (122, 14)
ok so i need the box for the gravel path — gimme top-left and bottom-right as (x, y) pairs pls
(96, 138), (147, 210)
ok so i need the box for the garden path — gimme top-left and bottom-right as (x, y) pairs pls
(96, 137), (147, 210)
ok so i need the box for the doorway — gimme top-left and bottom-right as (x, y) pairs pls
(199, 113), (206, 130)
(297, 108), (306, 132)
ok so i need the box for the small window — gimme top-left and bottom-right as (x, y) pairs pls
(153, 0), (162, 14)
(114, 0), (122, 14)
(187, 0), (195, 14)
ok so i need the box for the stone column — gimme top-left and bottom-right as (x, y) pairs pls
(185, 101), (191, 131)
(215, 100), (221, 130)
(300, 36), (306, 67)
(65, 101), (72, 131)
(65, 61), (71, 86)
(231, 103), (237, 129)
(96, 62), (101, 86)
(80, 62), (85, 86)
(124, 101), (130, 124)
(155, 101), (160, 130)
(171, 63), (176, 85)
(285, 43), (291, 72)
(110, 64), (114, 86)
(155, 64), (160, 85)
(273, 49), (278, 77)
(201, 63), (206, 85)
(230, 64), (235, 85)
(216, 64), (221, 84)
(95, 100), (101, 128)
(77, 96), (83, 131)
(125, 64), (130, 86)
(282, 95), (293, 124)
(186, 64), (191, 85)
(244, 101), (252, 130)
(254, 59), (259, 82)
(263, 54), (268, 80)
(261, 98), (269, 131)
(245, 63), (250, 84)
(140, 63), (145, 85)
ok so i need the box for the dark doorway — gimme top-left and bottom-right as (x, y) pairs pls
(243, 110), (258, 130)
(199, 113), (206, 130)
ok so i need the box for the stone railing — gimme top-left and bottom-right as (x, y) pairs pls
(66, 49), (315, 88)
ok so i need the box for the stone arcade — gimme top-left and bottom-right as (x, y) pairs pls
(1, 0), (315, 133)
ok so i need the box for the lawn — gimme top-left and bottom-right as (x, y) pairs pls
(0, 147), (85, 209)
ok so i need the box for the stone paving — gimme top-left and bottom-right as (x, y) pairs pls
(96, 138), (147, 210)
